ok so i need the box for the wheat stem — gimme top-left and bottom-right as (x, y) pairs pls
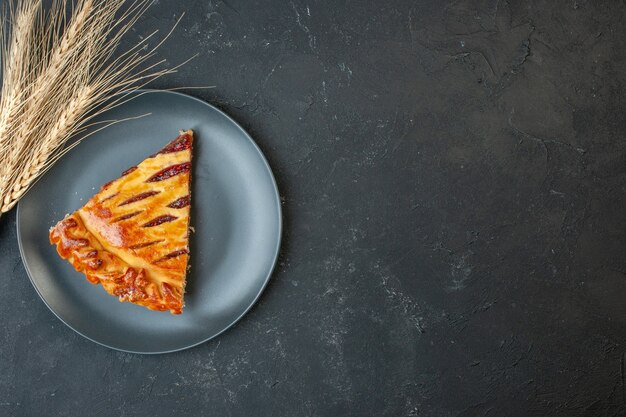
(0, 0), (180, 213)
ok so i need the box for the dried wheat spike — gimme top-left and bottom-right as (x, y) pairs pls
(0, 0), (183, 214)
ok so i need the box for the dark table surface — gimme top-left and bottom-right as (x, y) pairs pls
(1, 0), (625, 416)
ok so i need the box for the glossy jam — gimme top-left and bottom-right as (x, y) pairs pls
(146, 163), (191, 183)
(128, 240), (163, 250)
(167, 195), (191, 209)
(118, 191), (160, 206)
(154, 248), (188, 264)
(155, 133), (192, 155)
(122, 166), (138, 176)
(112, 210), (142, 223)
(142, 214), (178, 228)
(101, 192), (119, 203)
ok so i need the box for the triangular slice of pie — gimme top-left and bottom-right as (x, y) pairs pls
(49, 130), (193, 314)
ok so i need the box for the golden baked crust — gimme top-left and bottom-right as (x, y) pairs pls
(49, 130), (193, 314)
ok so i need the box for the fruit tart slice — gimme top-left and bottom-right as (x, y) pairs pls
(49, 130), (193, 314)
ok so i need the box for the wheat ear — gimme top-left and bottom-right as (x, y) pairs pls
(0, 0), (180, 213)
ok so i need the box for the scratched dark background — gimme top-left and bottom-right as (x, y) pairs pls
(1, 0), (625, 416)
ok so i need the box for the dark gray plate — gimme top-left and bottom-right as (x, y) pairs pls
(17, 90), (281, 354)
